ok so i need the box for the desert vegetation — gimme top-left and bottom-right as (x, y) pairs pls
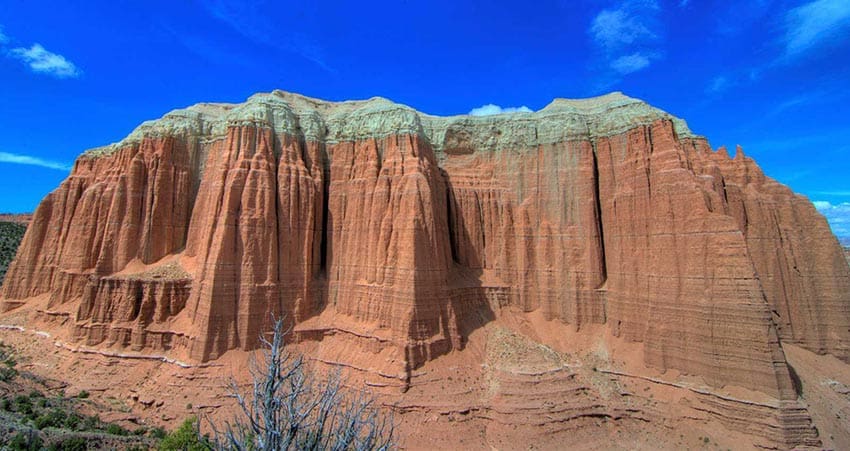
(0, 221), (26, 285)
(0, 341), (203, 450)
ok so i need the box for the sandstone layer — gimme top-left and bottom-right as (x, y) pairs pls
(2, 90), (849, 448)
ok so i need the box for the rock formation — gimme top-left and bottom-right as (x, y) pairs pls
(2, 90), (848, 448)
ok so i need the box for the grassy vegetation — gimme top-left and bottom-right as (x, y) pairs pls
(0, 342), (17, 383)
(0, 221), (26, 285)
(0, 341), (206, 450)
(0, 383), (152, 449)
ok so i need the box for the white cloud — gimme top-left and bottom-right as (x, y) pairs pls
(590, 9), (656, 52)
(813, 200), (832, 210)
(611, 53), (652, 74)
(469, 104), (533, 116)
(0, 151), (71, 171)
(813, 200), (850, 237)
(0, 27), (8, 44)
(588, 0), (661, 75)
(784, 0), (850, 56)
(707, 75), (731, 93)
(10, 44), (81, 78)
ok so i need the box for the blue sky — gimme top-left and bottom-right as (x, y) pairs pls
(0, 0), (848, 236)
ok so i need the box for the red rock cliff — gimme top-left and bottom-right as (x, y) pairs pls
(2, 90), (848, 413)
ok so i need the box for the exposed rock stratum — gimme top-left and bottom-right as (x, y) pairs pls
(2, 90), (849, 448)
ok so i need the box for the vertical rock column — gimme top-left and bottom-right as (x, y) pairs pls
(326, 134), (458, 368)
(277, 136), (326, 323)
(183, 126), (325, 361)
(184, 126), (279, 360)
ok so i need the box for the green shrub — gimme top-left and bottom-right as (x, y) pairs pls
(34, 408), (68, 429)
(106, 423), (128, 436)
(158, 417), (211, 451)
(8, 430), (43, 450)
(76, 390), (89, 399)
(64, 413), (82, 430)
(0, 342), (18, 382)
(47, 436), (88, 451)
(14, 395), (33, 416)
(81, 414), (100, 431)
(150, 426), (167, 440)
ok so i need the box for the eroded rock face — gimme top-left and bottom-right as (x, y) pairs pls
(2, 90), (848, 447)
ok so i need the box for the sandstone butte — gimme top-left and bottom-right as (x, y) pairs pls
(1, 90), (849, 449)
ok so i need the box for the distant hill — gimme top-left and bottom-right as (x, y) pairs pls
(0, 221), (27, 285)
(843, 241), (850, 265)
(841, 237), (850, 265)
(0, 214), (32, 226)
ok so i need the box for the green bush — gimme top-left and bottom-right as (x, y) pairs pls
(158, 417), (211, 451)
(81, 414), (99, 431)
(150, 426), (167, 440)
(0, 342), (18, 382)
(46, 436), (88, 451)
(106, 423), (128, 436)
(64, 413), (82, 430)
(34, 408), (68, 429)
(8, 430), (43, 450)
(14, 395), (33, 416)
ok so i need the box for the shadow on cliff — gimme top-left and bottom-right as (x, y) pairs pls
(440, 171), (497, 351)
(400, 168), (497, 372)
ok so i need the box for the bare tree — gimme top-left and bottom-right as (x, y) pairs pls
(209, 318), (396, 451)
